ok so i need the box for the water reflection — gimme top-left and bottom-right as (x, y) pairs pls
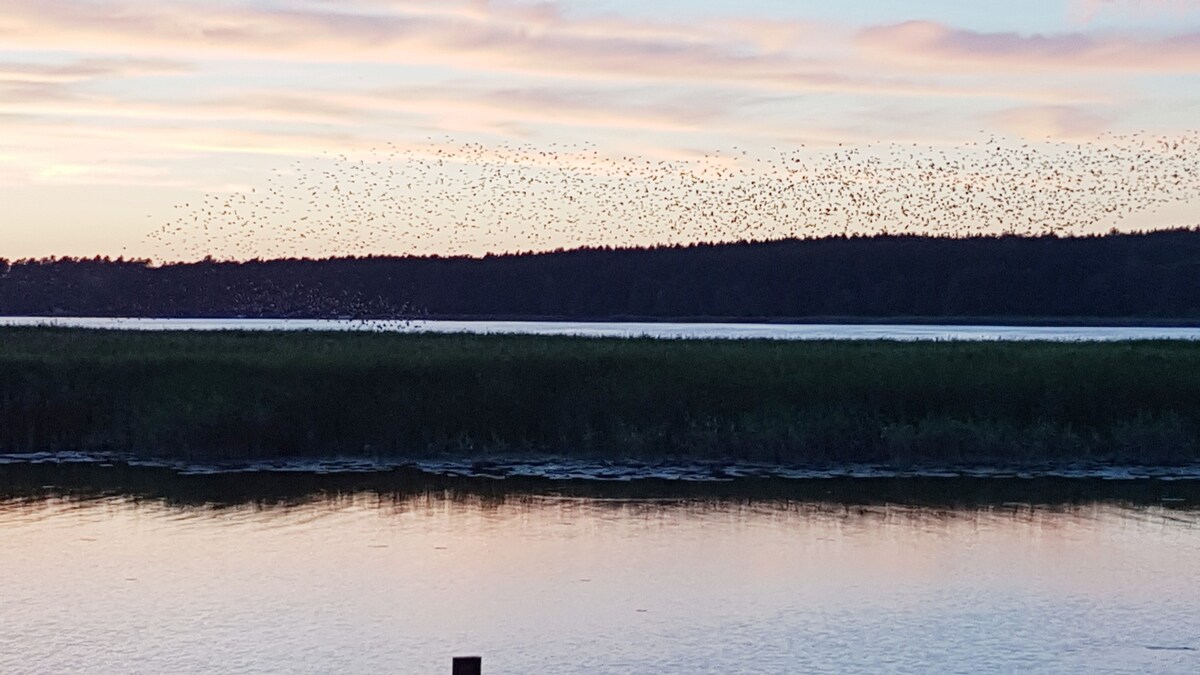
(1, 466), (1198, 674)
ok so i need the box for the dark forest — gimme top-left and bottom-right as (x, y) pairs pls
(4, 231), (1200, 321)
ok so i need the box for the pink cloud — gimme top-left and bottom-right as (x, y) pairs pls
(0, 57), (188, 83)
(0, 75), (739, 135)
(0, 1), (1082, 101)
(858, 20), (1200, 71)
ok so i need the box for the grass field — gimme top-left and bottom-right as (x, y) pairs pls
(1, 328), (1198, 465)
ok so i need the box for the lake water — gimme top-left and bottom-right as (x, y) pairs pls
(1, 469), (1198, 674)
(3, 316), (1200, 341)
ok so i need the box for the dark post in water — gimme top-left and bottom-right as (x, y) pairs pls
(453, 656), (482, 675)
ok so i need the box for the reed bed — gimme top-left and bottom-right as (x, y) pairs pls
(1, 327), (1198, 465)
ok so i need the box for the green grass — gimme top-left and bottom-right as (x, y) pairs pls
(1, 327), (1198, 465)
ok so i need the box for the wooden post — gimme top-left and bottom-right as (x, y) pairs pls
(452, 656), (482, 675)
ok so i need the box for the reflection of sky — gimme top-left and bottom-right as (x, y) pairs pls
(2, 0), (1200, 259)
(2, 495), (1199, 672)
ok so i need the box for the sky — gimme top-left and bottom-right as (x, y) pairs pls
(2, 0), (1200, 260)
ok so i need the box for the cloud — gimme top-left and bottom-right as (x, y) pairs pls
(0, 74), (742, 137)
(858, 20), (1200, 72)
(0, 0), (1083, 101)
(0, 57), (188, 83)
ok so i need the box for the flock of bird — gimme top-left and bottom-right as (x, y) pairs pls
(147, 131), (1200, 261)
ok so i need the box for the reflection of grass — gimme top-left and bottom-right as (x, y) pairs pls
(1, 327), (1198, 465)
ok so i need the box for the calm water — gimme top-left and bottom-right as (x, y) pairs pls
(1, 473), (1198, 673)
(3, 316), (1200, 341)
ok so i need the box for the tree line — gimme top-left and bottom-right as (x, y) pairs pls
(3, 231), (1199, 320)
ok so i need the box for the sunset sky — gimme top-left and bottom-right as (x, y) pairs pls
(3, 0), (1200, 260)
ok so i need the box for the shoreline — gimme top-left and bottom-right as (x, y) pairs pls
(6, 451), (1200, 481)
(3, 456), (1199, 510)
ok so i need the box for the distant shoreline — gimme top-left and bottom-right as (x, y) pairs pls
(3, 459), (1200, 507)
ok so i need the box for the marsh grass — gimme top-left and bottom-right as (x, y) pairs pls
(1, 327), (1198, 465)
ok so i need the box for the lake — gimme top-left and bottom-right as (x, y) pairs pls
(1, 468), (1197, 674)
(3, 316), (1200, 341)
